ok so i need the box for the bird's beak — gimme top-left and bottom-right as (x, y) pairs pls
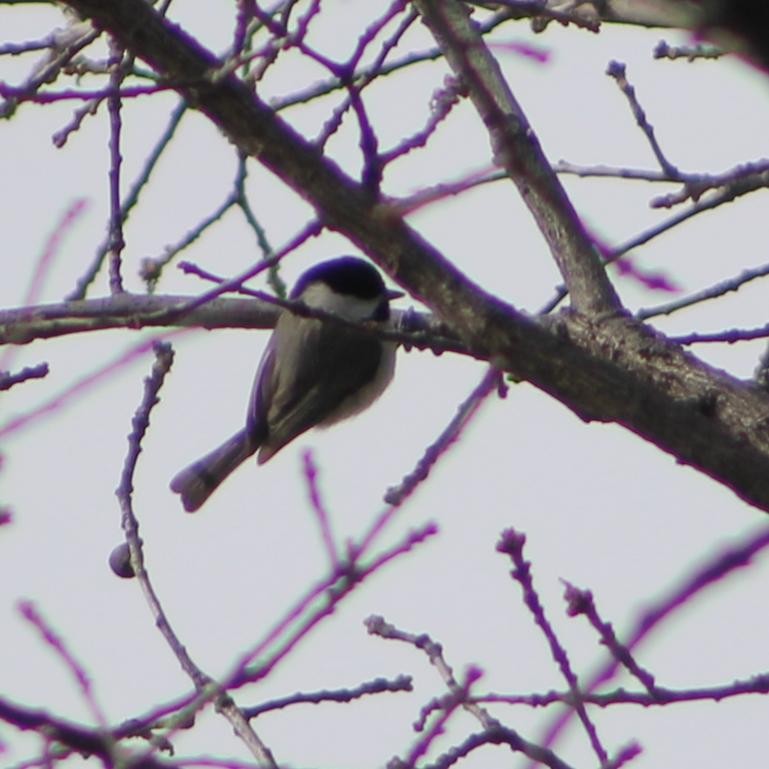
(387, 288), (405, 301)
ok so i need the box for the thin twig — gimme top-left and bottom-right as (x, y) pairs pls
(420, 725), (578, 769)
(496, 529), (608, 764)
(385, 366), (502, 505)
(106, 37), (126, 293)
(0, 20), (100, 120)
(147, 219), (322, 326)
(366, 615), (577, 769)
(637, 261), (769, 320)
(380, 74), (465, 168)
(404, 668), (483, 767)
(553, 160), (670, 182)
(52, 95), (103, 147)
(142, 194), (239, 288)
(242, 675), (412, 719)
(115, 343), (205, 686)
(654, 39), (723, 63)
(314, 0), (412, 151)
(672, 326), (769, 345)
(477, 672), (769, 708)
(232, 152), (285, 297)
(603, 742), (643, 769)
(268, 12), (509, 113)
(115, 342), (279, 768)
(0, 332), (185, 439)
(534, 523), (769, 756)
(229, 522), (438, 689)
(17, 601), (110, 729)
(0, 82), (173, 104)
(67, 101), (187, 299)
(0, 363), (49, 392)
(606, 60), (679, 178)
(0, 198), (88, 373)
(562, 582), (657, 694)
(612, 179), (769, 258)
(365, 615), (497, 729)
(302, 449), (339, 568)
(540, 177), (768, 314)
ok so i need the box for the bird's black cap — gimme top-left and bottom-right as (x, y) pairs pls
(291, 256), (387, 301)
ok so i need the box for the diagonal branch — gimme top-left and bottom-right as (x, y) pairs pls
(53, 0), (769, 516)
(413, 0), (621, 316)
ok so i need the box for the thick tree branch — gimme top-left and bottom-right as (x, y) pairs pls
(51, 0), (769, 515)
(414, 0), (621, 316)
(0, 296), (465, 359)
(0, 294), (278, 344)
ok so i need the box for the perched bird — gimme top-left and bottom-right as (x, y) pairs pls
(170, 256), (401, 512)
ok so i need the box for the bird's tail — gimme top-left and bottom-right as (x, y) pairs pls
(170, 429), (256, 512)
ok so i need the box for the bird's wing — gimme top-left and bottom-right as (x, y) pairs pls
(255, 318), (384, 463)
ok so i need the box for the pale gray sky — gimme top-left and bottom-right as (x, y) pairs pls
(3, 4), (769, 768)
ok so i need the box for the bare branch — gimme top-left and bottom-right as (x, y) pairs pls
(301, 449), (339, 568)
(365, 615), (497, 729)
(419, 725), (579, 769)
(115, 341), (279, 767)
(654, 38), (723, 62)
(0, 363), (49, 391)
(242, 675), (413, 719)
(229, 522), (438, 690)
(17, 601), (109, 729)
(0, 294), (279, 345)
(672, 326), (769, 346)
(106, 36), (127, 294)
(0, 18), (99, 120)
(535, 522), (769, 751)
(638, 261), (769, 321)
(414, 0), (621, 315)
(366, 615), (577, 769)
(478, 673), (769, 709)
(562, 584), (658, 694)
(67, 100), (188, 299)
(385, 366), (503, 505)
(607, 60), (680, 178)
(49, 0), (769, 515)
(0, 198), (88, 373)
(496, 529), (608, 764)
(0, 696), (169, 769)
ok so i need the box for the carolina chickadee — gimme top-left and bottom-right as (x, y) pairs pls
(170, 256), (401, 512)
